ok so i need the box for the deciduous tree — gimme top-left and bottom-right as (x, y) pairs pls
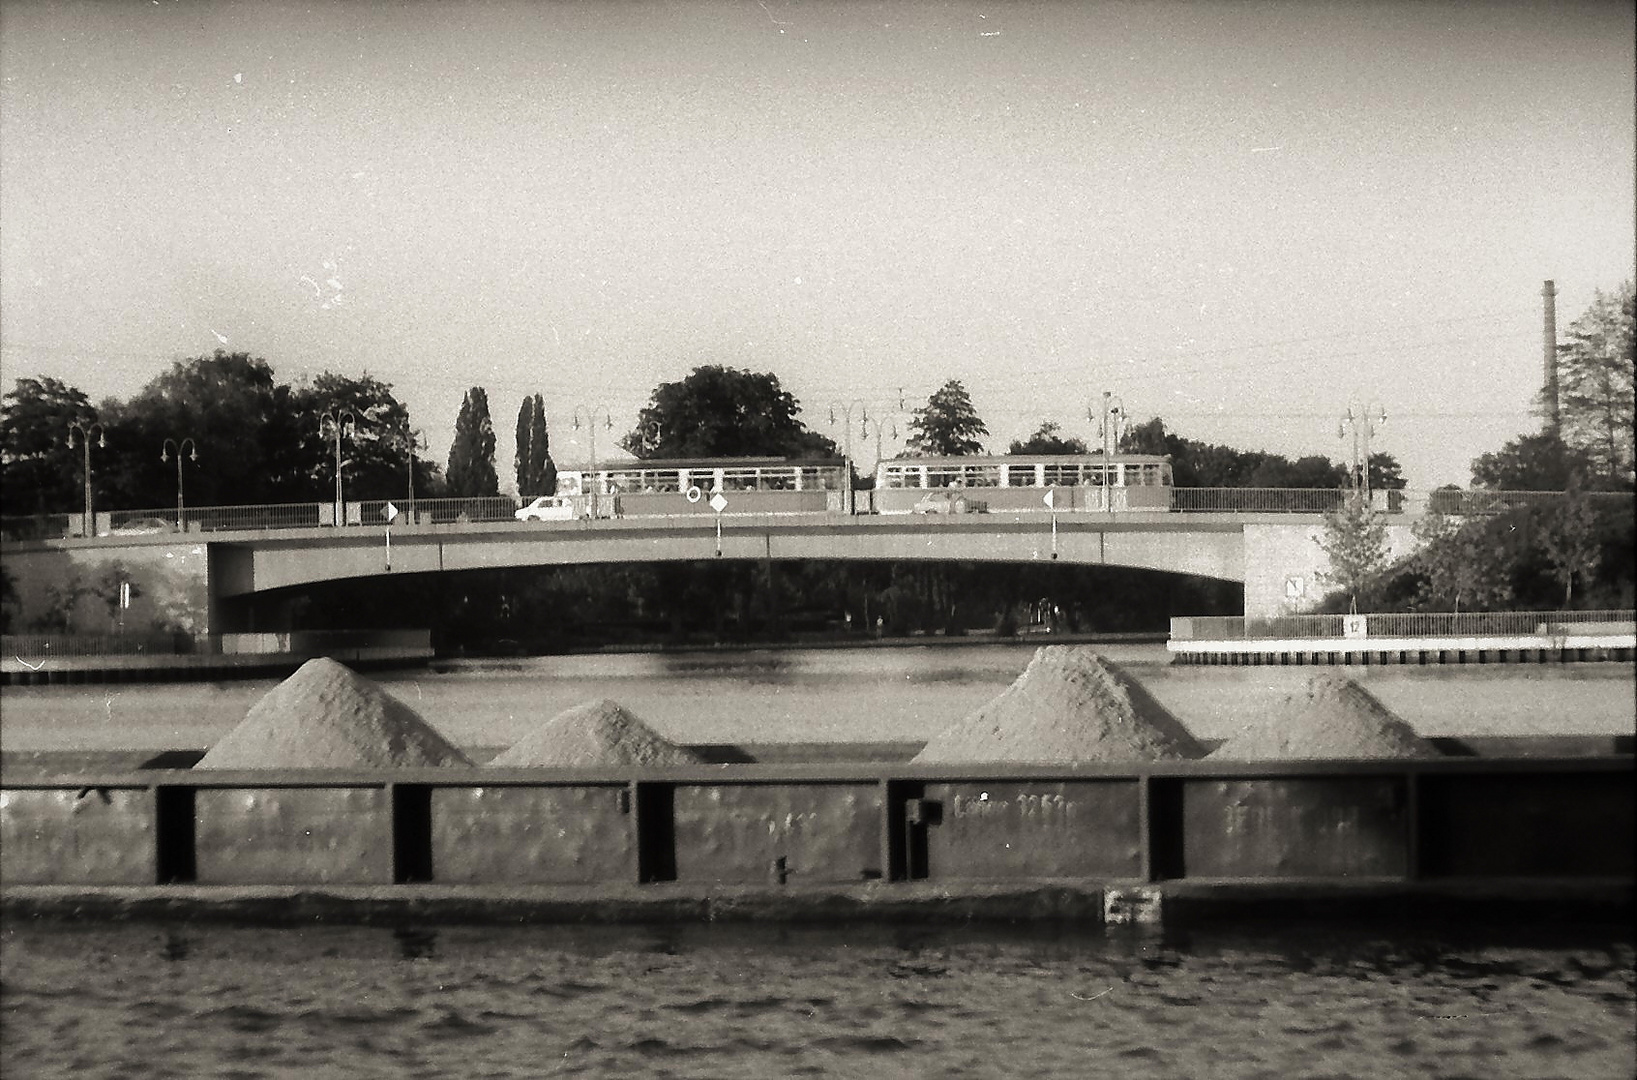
(1316, 493), (1390, 613)
(1, 376), (99, 514)
(1556, 282), (1635, 486)
(621, 367), (836, 459)
(1470, 432), (1597, 491)
(1535, 490), (1602, 609)
(1007, 421), (1086, 455)
(905, 380), (987, 456)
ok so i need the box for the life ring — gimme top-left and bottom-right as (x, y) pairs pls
(685, 486), (703, 504)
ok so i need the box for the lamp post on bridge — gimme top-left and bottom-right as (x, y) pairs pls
(828, 400), (870, 515)
(860, 415), (899, 478)
(320, 408), (359, 526)
(1092, 392), (1125, 515)
(571, 406), (614, 519)
(161, 438), (199, 532)
(65, 421), (106, 537)
(1338, 403), (1387, 505)
(404, 431), (427, 523)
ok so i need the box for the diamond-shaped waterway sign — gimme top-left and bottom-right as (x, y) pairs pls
(709, 492), (729, 514)
(383, 502), (399, 523)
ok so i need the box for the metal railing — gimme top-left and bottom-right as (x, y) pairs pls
(1171, 610), (1637, 642)
(1, 633), (199, 658)
(3, 488), (1631, 543)
(2, 629), (431, 659)
(1424, 489), (1634, 516)
(1169, 488), (1355, 513)
(0, 514), (73, 541)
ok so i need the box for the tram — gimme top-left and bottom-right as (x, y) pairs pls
(553, 454), (1173, 517)
(872, 454), (1174, 514)
(555, 457), (848, 516)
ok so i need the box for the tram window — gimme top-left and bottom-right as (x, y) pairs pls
(720, 468), (759, 492)
(964, 464), (1001, 487)
(1085, 465), (1108, 487)
(882, 463), (923, 489)
(927, 467), (962, 488)
(1005, 464), (1039, 487)
(1042, 462), (1080, 486)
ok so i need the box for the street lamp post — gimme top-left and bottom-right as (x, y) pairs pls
(861, 415), (898, 478)
(572, 407), (614, 519)
(320, 408), (359, 526)
(65, 421), (106, 536)
(406, 432), (427, 522)
(1093, 392), (1125, 515)
(829, 401), (869, 515)
(161, 438), (199, 531)
(1338, 403), (1387, 504)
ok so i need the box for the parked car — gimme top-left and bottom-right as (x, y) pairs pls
(514, 495), (576, 522)
(110, 516), (178, 535)
(912, 490), (984, 515)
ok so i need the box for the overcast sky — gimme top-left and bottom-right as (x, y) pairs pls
(2, 0), (1632, 489)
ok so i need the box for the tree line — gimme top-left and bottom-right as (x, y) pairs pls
(0, 353), (571, 517)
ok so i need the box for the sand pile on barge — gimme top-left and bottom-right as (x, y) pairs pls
(194, 658), (472, 769)
(1209, 673), (1440, 760)
(488, 699), (705, 767)
(912, 646), (1206, 763)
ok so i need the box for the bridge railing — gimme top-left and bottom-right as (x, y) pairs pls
(2, 633), (199, 658)
(4, 488), (1631, 543)
(1171, 610), (1637, 642)
(0, 514), (73, 541)
(1169, 488), (1355, 513)
(2, 629), (433, 659)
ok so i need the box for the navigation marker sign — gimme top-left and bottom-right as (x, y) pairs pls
(709, 492), (728, 556)
(382, 502), (398, 571)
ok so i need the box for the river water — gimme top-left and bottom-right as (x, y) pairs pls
(2, 920), (1633, 1079)
(2, 643), (1633, 754)
(2, 645), (1634, 1077)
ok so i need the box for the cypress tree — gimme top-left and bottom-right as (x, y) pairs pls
(447, 387), (499, 496)
(515, 393), (557, 496)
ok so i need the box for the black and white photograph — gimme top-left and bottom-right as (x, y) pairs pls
(1, 1), (1633, 1077)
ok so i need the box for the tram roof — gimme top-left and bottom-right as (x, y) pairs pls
(878, 453), (1171, 466)
(561, 456), (846, 472)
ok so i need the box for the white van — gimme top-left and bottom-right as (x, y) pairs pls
(514, 495), (576, 522)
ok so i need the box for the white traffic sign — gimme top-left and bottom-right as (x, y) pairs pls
(383, 502), (399, 523)
(1043, 490), (1055, 510)
(709, 492), (729, 513)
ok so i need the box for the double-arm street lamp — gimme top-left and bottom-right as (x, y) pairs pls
(65, 421), (106, 536)
(829, 400), (870, 515)
(161, 438), (199, 531)
(861, 414), (899, 477)
(1093, 392), (1126, 515)
(320, 408), (359, 526)
(1338, 403), (1387, 504)
(572, 406), (614, 518)
(405, 431), (427, 521)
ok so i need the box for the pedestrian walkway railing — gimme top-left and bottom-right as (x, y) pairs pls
(2, 629), (432, 659)
(3, 489), (1631, 542)
(1171, 610), (1637, 642)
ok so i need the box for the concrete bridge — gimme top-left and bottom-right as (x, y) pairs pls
(0, 509), (1419, 634)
